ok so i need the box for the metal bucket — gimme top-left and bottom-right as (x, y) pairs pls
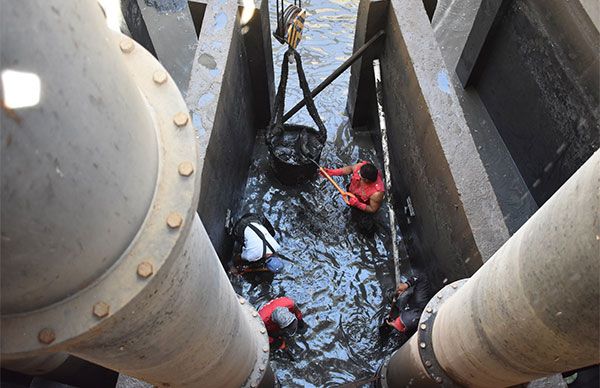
(268, 124), (324, 185)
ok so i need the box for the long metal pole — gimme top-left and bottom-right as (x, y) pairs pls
(373, 59), (410, 285)
(384, 150), (600, 387)
(282, 29), (384, 122)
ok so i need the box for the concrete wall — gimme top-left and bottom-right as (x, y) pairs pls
(376, 0), (510, 287)
(186, 0), (274, 260)
(122, 0), (199, 93)
(432, 0), (539, 234)
(347, 0), (388, 129)
(473, 0), (600, 206)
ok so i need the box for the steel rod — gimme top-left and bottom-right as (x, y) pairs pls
(373, 58), (409, 285)
(282, 29), (385, 122)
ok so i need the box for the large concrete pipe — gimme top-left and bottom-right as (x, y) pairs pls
(380, 150), (599, 387)
(1, 2), (271, 387)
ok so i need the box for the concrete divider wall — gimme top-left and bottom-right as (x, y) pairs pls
(378, 0), (510, 286)
(347, 0), (388, 128)
(473, 0), (600, 206)
(187, 0), (274, 260)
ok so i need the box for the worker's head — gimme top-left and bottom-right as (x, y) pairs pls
(266, 255), (284, 273)
(359, 162), (378, 182)
(271, 307), (298, 336)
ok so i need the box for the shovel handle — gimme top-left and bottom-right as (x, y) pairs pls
(319, 167), (356, 205)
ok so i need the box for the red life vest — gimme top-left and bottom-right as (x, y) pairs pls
(348, 161), (384, 204)
(259, 297), (303, 334)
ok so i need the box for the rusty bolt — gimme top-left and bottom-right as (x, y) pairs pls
(38, 328), (56, 344)
(153, 70), (168, 85)
(166, 212), (183, 229)
(419, 342), (427, 349)
(420, 323), (427, 331)
(435, 377), (443, 384)
(119, 38), (134, 54)
(425, 360), (433, 368)
(137, 261), (154, 278)
(178, 161), (194, 177)
(426, 307), (433, 313)
(93, 302), (110, 318)
(173, 112), (189, 127)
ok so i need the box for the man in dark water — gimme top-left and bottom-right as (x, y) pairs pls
(259, 296), (303, 350)
(230, 213), (285, 275)
(323, 161), (385, 233)
(385, 271), (431, 336)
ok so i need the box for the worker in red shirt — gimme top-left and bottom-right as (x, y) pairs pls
(322, 161), (385, 233)
(258, 297), (303, 349)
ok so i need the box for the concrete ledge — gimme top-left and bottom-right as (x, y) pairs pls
(473, 0), (600, 205)
(347, 0), (388, 128)
(433, 0), (538, 234)
(186, 0), (273, 259)
(379, 0), (510, 285)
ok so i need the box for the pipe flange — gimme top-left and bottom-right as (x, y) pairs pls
(377, 357), (391, 388)
(238, 296), (271, 388)
(1, 33), (201, 356)
(417, 279), (468, 386)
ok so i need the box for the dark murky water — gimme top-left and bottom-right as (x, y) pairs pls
(230, 1), (403, 386)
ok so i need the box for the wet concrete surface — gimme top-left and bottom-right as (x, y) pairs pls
(230, 2), (406, 385)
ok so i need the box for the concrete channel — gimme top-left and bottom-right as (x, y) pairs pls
(1, 0), (598, 386)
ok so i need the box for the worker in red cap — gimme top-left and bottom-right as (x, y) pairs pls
(322, 161), (384, 233)
(259, 297), (303, 349)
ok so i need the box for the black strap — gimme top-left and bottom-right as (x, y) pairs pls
(262, 216), (276, 237)
(266, 47), (327, 147)
(247, 223), (278, 258)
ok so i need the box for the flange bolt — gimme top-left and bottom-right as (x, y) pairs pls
(173, 112), (189, 127)
(167, 213), (183, 229)
(137, 261), (154, 278)
(93, 302), (110, 319)
(153, 70), (168, 85)
(38, 328), (56, 345)
(119, 39), (134, 54)
(178, 162), (194, 177)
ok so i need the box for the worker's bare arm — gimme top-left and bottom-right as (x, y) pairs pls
(364, 191), (384, 213)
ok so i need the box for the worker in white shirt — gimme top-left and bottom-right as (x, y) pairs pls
(231, 213), (284, 274)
